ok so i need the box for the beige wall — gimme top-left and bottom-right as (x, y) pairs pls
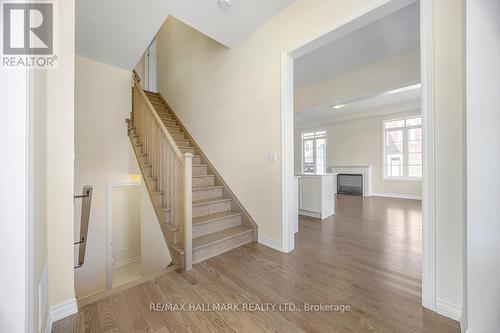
(295, 49), (421, 113)
(134, 52), (146, 88)
(295, 111), (422, 198)
(33, 69), (49, 333)
(74, 55), (139, 297)
(112, 187), (141, 266)
(156, 1), (390, 245)
(46, 0), (76, 315)
(156, 0), (465, 315)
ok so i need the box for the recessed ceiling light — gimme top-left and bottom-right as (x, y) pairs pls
(219, 0), (231, 10)
(333, 104), (346, 109)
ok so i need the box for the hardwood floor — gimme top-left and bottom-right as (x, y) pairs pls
(54, 195), (459, 332)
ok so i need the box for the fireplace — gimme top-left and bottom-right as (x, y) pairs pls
(337, 174), (363, 196)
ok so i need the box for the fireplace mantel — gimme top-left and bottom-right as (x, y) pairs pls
(329, 166), (372, 197)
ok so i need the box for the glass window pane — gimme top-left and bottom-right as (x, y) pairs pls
(385, 119), (405, 129)
(409, 153), (422, 166)
(303, 139), (314, 173)
(408, 128), (422, 141)
(386, 130), (403, 155)
(409, 165), (422, 178)
(406, 117), (422, 126)
(316, 138), (326, 173)
(387, 154), (403, 177)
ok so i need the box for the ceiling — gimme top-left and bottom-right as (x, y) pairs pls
(294, 2), (420, 89)
(76, 0), (296, 70)
(294, 84), (421, 128)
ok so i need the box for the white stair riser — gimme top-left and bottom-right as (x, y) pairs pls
(193, 215), (242, 238)
(193, 176), (215, 188)
(193, 187), (222, 201)
(193, 200), (231, 218)
(193, 231), (253, 264)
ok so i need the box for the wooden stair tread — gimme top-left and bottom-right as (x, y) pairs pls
(193, 226), (252, 250)
(170, 243), (185, 255)
(192, 174), (214, 178)
(193, 211), (241, 225)
(192, 197), (231, 207)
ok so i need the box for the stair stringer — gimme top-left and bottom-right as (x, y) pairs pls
(155, 94), (259, 242)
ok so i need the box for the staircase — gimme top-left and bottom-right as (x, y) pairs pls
(127, 72), (257, 270)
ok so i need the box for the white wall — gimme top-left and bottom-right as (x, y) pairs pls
(46, 0), (77, 312)
(295, 111), (422, 198)
(432, 0), (466, 318)
(112, 187), (141, 266)
(74, 56), (139, 297)
(0, 68), (29, 333)
(295, 49), (421, 113)
(466, 0), (500, 332)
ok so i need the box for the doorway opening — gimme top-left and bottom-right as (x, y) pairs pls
(282, 0), (436, 310)
(108, 184), (141, 288)
(144, 37), (157, 92)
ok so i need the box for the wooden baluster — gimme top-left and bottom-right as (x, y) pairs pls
(182, 153), (193, 270)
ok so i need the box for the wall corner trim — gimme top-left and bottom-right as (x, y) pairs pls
(45, 297), (78, 333)
(258, 235), (282, 252)
(436, 298), (462, 321)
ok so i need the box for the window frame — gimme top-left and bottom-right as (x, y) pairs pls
(382, 115), (422, 181)
(301, 130), (327, 174)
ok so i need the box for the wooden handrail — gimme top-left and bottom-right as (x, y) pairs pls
(132, 71), (183, 160)
(130, 70), (193, 270)
(74, 185), (93, 269)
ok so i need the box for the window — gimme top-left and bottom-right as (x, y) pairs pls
(383, 116), (422, 179)
(302, 131), (326, 173)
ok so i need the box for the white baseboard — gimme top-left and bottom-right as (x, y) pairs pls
(371, 192), (422, 200)
(112, 255), (140, 268)
(436, 298), (462, 321)
(45, 297), (78, 333)
(298, 210), (321, 219)
(258, 235), (282, 252)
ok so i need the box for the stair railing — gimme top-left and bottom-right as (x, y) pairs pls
(74, 185), (93, 269)
(131, 71), (193, 270)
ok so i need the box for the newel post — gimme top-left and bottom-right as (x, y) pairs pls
(183, 152), (193, 270)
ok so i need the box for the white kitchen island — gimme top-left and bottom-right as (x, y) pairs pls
(297, 173), (337, 220)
